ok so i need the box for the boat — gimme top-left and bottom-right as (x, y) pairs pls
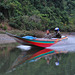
(6, 32), (68, 47)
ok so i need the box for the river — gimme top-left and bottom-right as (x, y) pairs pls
(0, 34), (75, 74)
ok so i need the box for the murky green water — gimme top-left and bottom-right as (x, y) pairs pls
(0, 43), (44, 74)
(0, 44), (20, 74)
(0, 40), (75, 75)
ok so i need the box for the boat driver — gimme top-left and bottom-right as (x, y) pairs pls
(52, 27), (61, 38)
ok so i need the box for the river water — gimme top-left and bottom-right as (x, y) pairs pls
(0, 34), (75, 74)
(47, 35), (75, 52)
(16, 35), (75, 52)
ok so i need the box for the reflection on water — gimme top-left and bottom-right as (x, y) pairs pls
(0, 44), (44, 74)
(0, 44), (68, 74)
(0, 46), (21, 74)
(17, 45), (32, 51)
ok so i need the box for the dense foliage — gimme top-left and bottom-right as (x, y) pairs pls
(0, 0), (75, 31)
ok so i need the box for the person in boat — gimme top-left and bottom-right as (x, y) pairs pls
(44, 29), (52, 39)
(54, 54), (61, 66)
(52, 27), (61, 38)
(45, 55), (52, 65)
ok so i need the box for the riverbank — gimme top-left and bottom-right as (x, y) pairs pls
(0, 34), (16, 44)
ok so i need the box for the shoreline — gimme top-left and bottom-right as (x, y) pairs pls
(0, 34), (16, 44)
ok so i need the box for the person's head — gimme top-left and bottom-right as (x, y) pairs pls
(55, 27), (59, 33)
(46, 29), (50, 34)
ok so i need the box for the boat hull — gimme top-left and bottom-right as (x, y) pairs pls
(6, 33), (68, 47)
(12, 37), (57, 47)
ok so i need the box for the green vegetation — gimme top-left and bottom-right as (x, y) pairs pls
(0, 0), (75, 31)
(0, 30), (45, 38)
(5, 30), (45, 37)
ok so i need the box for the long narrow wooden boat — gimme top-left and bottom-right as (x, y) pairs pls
(6, 33), (68, 47)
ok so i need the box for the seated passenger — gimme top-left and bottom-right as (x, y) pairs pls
(44, 29), (52, 39)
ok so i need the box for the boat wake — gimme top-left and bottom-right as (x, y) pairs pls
(46, 35), (75, 52)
